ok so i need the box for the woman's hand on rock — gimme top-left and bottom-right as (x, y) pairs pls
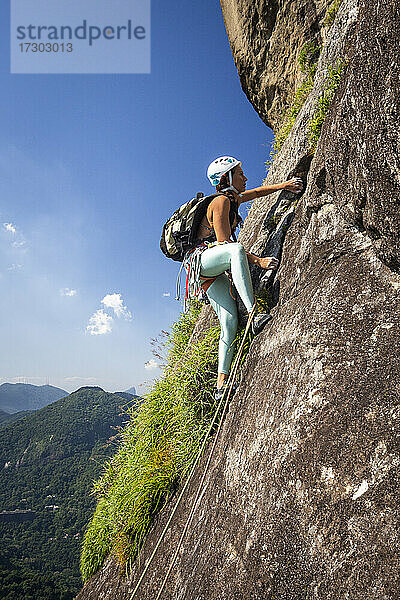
(258, 256), (279, 270)
(284, 177), (303, 193)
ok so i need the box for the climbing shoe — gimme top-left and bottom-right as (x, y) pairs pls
(251, 312), (273, 336)
(214, 382), (238, 402)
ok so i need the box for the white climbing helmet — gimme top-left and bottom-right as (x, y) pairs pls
(206, 156), (241, 192)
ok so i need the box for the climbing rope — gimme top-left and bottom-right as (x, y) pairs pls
(128, 304), (258, 600)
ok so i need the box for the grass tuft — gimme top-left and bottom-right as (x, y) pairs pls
(322, 0), (343, 28)
(80, 296), (263, 581)
(308, 58), (348, 151)
(266, 51), (348, 169)
(266, 42), (320, 170)
(298, 42), (321, 74)
(265, 0), (345, 171)
(80, 300), (226, 580)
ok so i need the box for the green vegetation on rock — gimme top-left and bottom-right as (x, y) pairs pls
(266, 0), (348, 171)
(266, 42), (320, 169)
(80, 291), (274, 581)
(322, 0), (344, 28)
(308, 58), (348, 151)
(80, 301), (220, 580)
(298, 42), (321, 74)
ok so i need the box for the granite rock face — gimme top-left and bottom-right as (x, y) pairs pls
(219, 0), (332, 130)
(75, 1), (399, 598)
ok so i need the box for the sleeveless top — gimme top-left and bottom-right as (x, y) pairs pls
(194, 191), (243, 245)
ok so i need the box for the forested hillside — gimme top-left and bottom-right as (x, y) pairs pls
(0, 387), (141, 600)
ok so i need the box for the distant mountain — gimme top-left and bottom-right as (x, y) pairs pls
(0, 383), (68, 414)
(124, 385), (137, 395)
(0, 386), (141, 599)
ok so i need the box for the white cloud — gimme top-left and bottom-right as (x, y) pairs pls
(144, 359), (160, 370)
(5, 376), (46, 384)
(64, 376), (97, 383)
(2, 222), (26, 251)
(7, 263), (22, 271)
(85, 293), (131, 337)
(162, 292), (171, 297)
(86, 309), (113, 335)
(61, 288), (77, 297)
(3, 222), (16, 234)
(101, 293), (132, 320)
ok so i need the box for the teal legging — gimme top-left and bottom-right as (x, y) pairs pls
(200, 242), (255, 374)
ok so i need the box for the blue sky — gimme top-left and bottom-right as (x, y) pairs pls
(0, 1), (274, 394)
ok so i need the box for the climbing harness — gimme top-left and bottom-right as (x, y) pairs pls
(177, 242), (210, 312)
(128, 304), (258, 600)
(177, 240), (234, 312)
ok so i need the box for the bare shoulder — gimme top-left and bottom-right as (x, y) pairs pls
(209, 194), (230, 210)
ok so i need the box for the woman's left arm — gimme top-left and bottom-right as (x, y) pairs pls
(238, 177), (303, 204)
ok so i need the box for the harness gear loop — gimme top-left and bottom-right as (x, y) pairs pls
(175, 261), (185, 301)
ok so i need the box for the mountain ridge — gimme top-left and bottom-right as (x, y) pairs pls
(0, 382), (68, 414)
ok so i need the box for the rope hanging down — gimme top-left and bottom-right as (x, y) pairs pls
(129, 304), (258, 600)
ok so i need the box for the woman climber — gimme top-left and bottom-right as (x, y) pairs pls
(183, 156), (303, 400)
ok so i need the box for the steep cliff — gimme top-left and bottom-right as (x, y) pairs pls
(219, 0), (333, 130)
(76, 1), (399, 598)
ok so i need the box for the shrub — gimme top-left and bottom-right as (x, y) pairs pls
(80, 295), (264, 581)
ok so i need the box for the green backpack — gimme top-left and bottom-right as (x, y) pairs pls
(160, 191), (241, 262)
(160, 192), (220, 262)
